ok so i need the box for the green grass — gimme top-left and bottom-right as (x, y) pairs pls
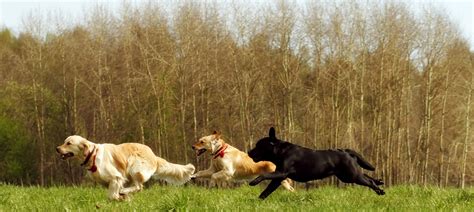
(0, 183), (472, 211)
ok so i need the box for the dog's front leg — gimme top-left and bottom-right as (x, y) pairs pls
(249, 176), (264, 186)
(192, 168), (215, 179)
(108, 177), (125, 201)
(249, 172), (289, 186)
(210, 170), (233, 187)
(259, 179), (282, 200)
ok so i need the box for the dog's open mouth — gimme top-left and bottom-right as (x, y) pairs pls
(60, 152), (74, 160)
(196, 149), (206, 156)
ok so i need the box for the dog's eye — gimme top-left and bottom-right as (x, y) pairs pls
(200, 141), (204, 144)
(66, 142), (71, 145)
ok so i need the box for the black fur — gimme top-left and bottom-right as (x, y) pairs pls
(248, 127), (385, 199)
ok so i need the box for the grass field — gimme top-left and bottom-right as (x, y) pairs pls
(0, 183), (473, 211)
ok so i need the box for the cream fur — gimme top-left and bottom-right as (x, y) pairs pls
(57, 135), (195, 201)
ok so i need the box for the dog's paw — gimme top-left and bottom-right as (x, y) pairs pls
(109, 194), (121, 201)
(375, 179), (384, 186)
(118, 193), (130, 201)
(258, 194), (268, 200)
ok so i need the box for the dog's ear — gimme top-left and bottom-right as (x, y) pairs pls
(81, 142), (90, 157)
(213, 131), (221, 139)
(269, 127), (276, 138)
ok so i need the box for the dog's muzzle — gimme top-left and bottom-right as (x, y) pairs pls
(56, 147), (74, 160)
(192, 146), (207, 156)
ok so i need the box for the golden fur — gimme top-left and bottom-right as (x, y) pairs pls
(56, 135), (195, 200)
(192, 132), (294, 191)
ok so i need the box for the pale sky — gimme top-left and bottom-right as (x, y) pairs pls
(0, 0), (473, 50)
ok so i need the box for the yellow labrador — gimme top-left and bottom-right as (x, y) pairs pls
(191, 131), (294, 191)
(56, 135), (195, 200)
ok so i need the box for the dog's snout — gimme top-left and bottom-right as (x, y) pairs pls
(191, 145), (196, 150)
(56, 146), (61, 153)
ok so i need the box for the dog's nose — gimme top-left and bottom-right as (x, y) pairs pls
(191, 146), (196, 150)
(56, 146), (61, 153)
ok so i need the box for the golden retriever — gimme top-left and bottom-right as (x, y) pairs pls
(191, 131), (294, 191)
(56, 135), (195, 200)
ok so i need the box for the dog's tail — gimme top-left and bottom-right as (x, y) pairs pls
(153, 157), (195, 185)
(340, 149), (375, 171)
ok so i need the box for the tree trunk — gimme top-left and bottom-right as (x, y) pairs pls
(33, 79), (45, 186)
(460, 72), (472, 189)
(422, 66), (433, 185)
(438, 67), (450, 186)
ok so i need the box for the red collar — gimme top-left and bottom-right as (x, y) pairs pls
(88, 154), (98, 173)
(212, 143), (228, 159)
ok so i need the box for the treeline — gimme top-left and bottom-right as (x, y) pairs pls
(0, 1), (472, 187)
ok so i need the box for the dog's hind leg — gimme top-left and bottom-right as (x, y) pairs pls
(120, 162), (155, 197)
(119, 183), (142, 197)
(364, 174), (384, 185)
(352, 174), (385, 195)
(259, 179), (283, 199)
(120, 172), (149, 196)
(335, 159), (384, 195)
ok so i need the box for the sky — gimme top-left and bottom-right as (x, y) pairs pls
(0, 0), (473, 50)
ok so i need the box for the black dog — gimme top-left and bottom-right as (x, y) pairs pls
(248, 127), (385, 199)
